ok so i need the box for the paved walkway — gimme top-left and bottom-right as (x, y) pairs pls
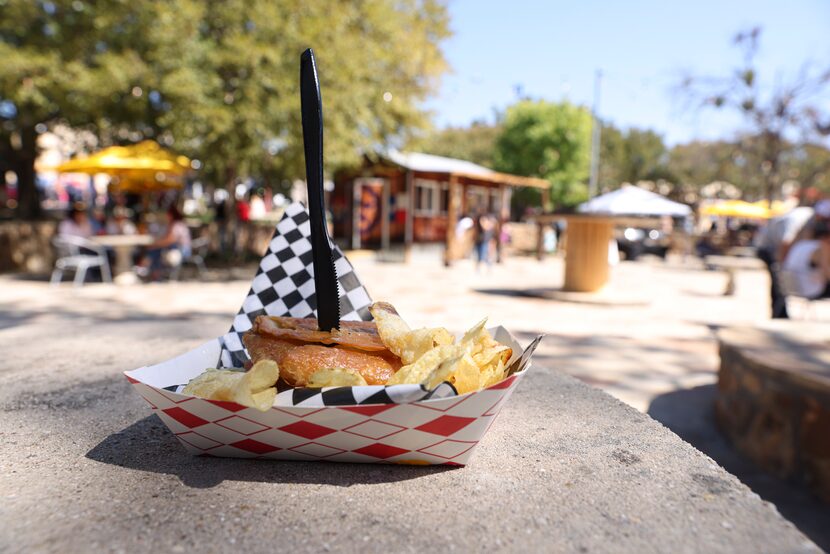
(1, 254), (829, 550)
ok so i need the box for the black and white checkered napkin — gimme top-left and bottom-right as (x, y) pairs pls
(209, 201), (542, 407)
(218, 202), (372, 369)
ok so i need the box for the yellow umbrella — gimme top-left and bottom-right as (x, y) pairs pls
(54, 140), (191, 192)
(751, 200), (789, 217)
(107, 172), (186, 193)
(701, 200), (771, 219)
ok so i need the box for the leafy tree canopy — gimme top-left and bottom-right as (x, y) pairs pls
(493, 99), (592, 209)
(598, 123), (669, 190)
(413, 118), (502, 168)
(0, 0), (451, 218)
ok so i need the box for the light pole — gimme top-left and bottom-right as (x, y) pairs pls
(588, 69), (602, 199)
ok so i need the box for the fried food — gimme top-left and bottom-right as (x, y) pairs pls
(183, 302), (515, 401)
(307, 367), (368, 388)
(368, 302), (455, 364)
(243, 321), (401, 386)
(253, 316), (388, 352)
(424, 353), (481, 394)
(374, 306), (513, 393)
(182, 360), (279, 411)
(385, 344), (465, 386)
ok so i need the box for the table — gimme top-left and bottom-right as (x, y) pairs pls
(92, 234), (154, 284)
(561, 215), (615, 292)
(536, 214), (671, 293)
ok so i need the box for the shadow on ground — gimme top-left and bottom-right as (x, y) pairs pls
(648, 385), (830, 551)
(86, 414), (454, 488)
(0, 299), (233, 329)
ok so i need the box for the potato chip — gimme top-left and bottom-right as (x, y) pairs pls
(385, 344), (465, 385)
(307, 367), (368, 388)
(422, 355), (462, 390)
(376, 308), (517, 392)
(460, 317), (489, 347)
(182, 368), (239, 400)
(450, 355), (485, 394)
(369, 302), (455, 365)
(424, 353), (481, 394)
(473, 344), (512, 369)
(480, 358), (507, 388)
(182, 360), (279, 411)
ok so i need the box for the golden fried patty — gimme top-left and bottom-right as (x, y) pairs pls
(242, 333), (401, 387)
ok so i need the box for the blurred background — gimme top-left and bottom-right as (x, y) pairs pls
(1, 1), (828, 263)
(3, 0), (830, 545)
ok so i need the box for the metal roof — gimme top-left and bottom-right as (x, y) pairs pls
(385, 151), (494, 176)
(381, 151), (549, 189)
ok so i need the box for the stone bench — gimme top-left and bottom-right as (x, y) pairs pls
(716, 322), (830, 503)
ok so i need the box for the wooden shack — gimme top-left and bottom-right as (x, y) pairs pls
(331, 151), (549, 262)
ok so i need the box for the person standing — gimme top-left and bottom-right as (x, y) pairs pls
(474, 213), (495, 271)
(782, 220), (830, 299)
(214, 192), (229, 254)
(755, 201), (828, 318)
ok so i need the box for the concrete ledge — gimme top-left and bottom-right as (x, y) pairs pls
(2, 360), (818, 552)
(716, 323), (830, 502)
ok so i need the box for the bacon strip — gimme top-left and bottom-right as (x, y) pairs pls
(252, 316), (389, 352)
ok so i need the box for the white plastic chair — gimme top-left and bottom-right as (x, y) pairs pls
(50, 235), (113, 287)
(170, 237), (209, 281)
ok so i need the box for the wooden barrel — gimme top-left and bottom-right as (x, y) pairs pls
(563, 217), (613, 292)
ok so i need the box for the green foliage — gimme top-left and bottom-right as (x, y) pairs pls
(598, 123), (669, 190)
(682, 27), (830, 201)
(786, 143), (830, 193)
(493, 100), (592, 209)
(413, 119), (502, 168)
(0, 0), (451, 218)
(668, 140), (744, 187)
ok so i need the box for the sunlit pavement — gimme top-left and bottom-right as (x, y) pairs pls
(3, 254), (830, 548)
(3, 253), (824, 414)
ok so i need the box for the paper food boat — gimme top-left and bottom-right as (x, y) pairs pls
(125, 203), (541, 466)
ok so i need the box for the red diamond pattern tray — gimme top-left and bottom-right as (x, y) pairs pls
(125, 331), (532, 466)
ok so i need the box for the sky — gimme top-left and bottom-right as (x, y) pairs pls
(426, 0), (830, 145)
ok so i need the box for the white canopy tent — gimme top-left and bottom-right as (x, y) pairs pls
(578, 185), (692, 217)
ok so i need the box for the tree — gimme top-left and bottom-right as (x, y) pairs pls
(667, 140), (741, 189)
(493, 100), (592, 210)
(681, 27), (830, 202)
(599, 123), (669, 190)
(191, 0), (450, 189)
(0, 0), (450, 218)
(0, 0), (210, 218)
(785, 142), (830, 195)
(598, 123), (625, 191)
(414, 119), (502, 168)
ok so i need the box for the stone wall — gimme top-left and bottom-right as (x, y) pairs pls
(716, 325), (830, 502)
(0, 221), (57, 274)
